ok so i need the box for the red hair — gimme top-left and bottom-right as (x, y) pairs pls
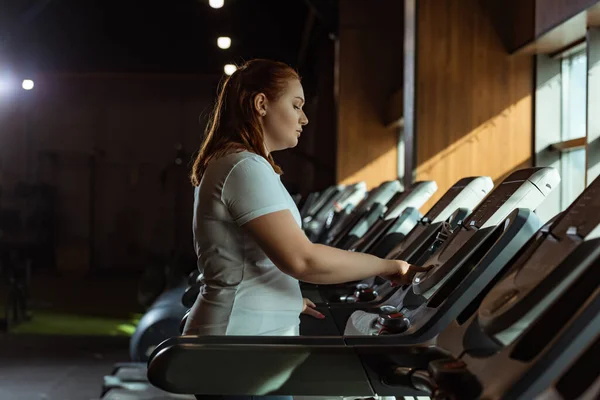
(190, 59), (300, 186)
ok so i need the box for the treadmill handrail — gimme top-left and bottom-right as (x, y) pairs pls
(147, 335), (445, 396)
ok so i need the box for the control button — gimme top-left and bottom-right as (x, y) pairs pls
(354, 287), (378, 302)
(379, 305), (398, 314)
(566, 226), (582, 238)
(377, 312), (410, 334)
(414, 265), (434, 284)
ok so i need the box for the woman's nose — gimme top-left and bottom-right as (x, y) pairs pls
(300, 111), (308, 125)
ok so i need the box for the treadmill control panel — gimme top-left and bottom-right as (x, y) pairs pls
(462, 181), (523, 229)
(425, 177), (478, 220)
(551, 178), (600, 240)
(412, 168), (557, 294)
(425, 176), (492, 224)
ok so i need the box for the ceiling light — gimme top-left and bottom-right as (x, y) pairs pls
(209, 0), (224, 9)
(22, 79), (34, 90)
(217, 37), (231, 49)
(224, 64), (237, 76)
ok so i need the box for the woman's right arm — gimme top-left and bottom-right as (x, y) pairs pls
(243, 208), (425, 285)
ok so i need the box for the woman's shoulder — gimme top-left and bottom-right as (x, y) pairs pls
(211, 150), (271, 173)
(203, 150), (272, 183)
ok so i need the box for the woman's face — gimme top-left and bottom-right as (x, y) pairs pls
(259, 79), (309, 152)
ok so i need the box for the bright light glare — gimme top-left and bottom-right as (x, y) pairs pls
(209, 0), (224, 9)
(22, 79), (34, 90)
(224, 64), (237, 76)
(217, 37), (231, 49)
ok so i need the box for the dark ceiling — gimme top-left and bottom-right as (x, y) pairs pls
(0, 0), (337, 75)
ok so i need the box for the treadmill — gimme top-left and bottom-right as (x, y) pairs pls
(183, 167), (558, 338)
(304, 182), (367, 242)
(334, 180), (437, 251)
(317, 168), (558, 340)
(298, 181), (436, 317)
(415, 176), (600, 400)
(301, 184), (342, 223)
(304, 176), (494, 307)
(143, 175), (599, 399)
(318, 179), (402, 246)
(375, 243), (599, 400)
(143, 230), (600, 400)
(342, 180), (438, 253)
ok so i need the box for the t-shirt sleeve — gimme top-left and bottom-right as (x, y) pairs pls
(221, 156), (289, 226)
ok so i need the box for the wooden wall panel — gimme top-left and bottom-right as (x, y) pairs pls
(337, 0), (403, 189)
(415, 0), (534, 211)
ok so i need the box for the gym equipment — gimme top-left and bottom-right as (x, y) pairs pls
(298, 191), (321, 219)
(332, 180), (437, 251)
(304, 182), (367, 241)
(129, 284), (189, 362)
(340, 180), (437, 252)
(335, 167), (558, 340)
(300, 180), (435, 314)
(533, 330), (599, 400)
(181, 270), (204, 309)
(420, 176), (600, 399)
(309, 168), (557, 340)
(319, 179), (403, 246)
(301, 184), (343, 223)
(146, 169), (599, 399)
(0, 206), (34, 332)
(298, 179), (403, 294)
(303, 176), (493, 306)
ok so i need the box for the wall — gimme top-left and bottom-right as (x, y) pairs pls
(337, 0), (404, 189)
(0, 74), (219, 271)
(0, 73), (328, 272)
(413, 0), (534, 211)
(274, 35), (338, 195)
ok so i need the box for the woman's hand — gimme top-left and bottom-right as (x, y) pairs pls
(301, 298), (325, 319)
(383, 260), (433, 286)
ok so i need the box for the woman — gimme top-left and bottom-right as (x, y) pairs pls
(185, 59), (426, 398)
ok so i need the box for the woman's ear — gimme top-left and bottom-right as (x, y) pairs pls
(253, 93), (268, 116)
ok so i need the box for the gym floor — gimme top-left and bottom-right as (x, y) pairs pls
(0, 269), (143, 400)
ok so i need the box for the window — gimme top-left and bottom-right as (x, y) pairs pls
(534, 46), (591, 222)
(558, 50), (587, 209)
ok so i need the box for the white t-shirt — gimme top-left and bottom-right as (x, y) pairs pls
(183, 150), (304, 336)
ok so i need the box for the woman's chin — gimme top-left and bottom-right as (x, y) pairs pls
(286, 137), (299, 149)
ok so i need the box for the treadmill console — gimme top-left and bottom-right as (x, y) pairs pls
(426, 176), (493, 224)
(384, 180), (438, 219)
(385, 176), (492, 260)
(412, 168), (560, 294)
